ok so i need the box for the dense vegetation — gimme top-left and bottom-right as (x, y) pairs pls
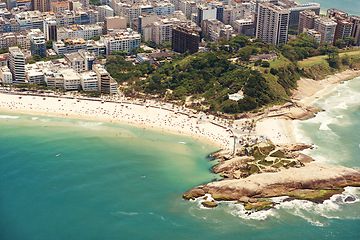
(106, 34), (360, 114)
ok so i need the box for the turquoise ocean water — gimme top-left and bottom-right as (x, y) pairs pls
(1, 77), (360, 239)
(295, 0), (360, 15)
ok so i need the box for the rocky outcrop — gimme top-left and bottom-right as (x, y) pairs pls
(183, 163), (360, 203)
(212, 156), (251, 174)
(201, 201), (218, 208)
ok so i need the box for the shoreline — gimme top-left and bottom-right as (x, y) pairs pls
(292, 69), (360, 106)
(1, 68), (360, 211)
(183, 69), (360, 208)
(255, 69), (360, 145)
(0, 69), (359, 152)
(0, 91), (233, 150)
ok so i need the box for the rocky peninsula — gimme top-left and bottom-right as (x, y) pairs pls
(183, 143), (360, 209)
(183, 70), (360, 211)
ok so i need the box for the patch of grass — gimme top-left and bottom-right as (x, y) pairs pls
(250, 147), (266, 160)
(298, 56), (327, 67)
(269, 57), (290, 68)
(248, 164), (260, 175)
(201, 201), (218, 208)
(258, 159), (274, 166)
(244, 200), (273, 211)
(272, 162), (283, 168)
(288, 188), (344, 203)
(270, 150), (285, 158)
(284, 161), (296, 168)
(259, 145), (276, 155)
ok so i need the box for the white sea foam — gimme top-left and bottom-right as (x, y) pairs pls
(0, 115), (19, 119)
(228, 202), (277, 221)
(39, 118), (51, 123)
(335, 102), (348, 109)
(77, 121), (103, 127)
(31, 117), (39, 120)
(319, 122), (331, 131)
(178, 142), (186, 144)
(113, 211), (138, 216)
(273, 187), (360, 224)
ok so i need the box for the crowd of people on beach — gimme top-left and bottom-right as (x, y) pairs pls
(0, 94), (233, 150)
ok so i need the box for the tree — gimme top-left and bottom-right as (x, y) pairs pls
(270, 68), (278, 75)
(335, 39), (346, 48)
(162, 41), (172, 50)
(261, 61), (270, 67)
(90, 35), (101, 41)
(33, 54), (41, 62)
(288, 29), (298, 35)
(46, 40), (54, 49)
(254, 59), (262, 66)
(144, 41), (157, 49)
(89, 0), (101, 6)
(220, 99), (239, 113)
(111, 51), (129, 56)
(344, 37), (355, 47)
(0, 47), (8, 54)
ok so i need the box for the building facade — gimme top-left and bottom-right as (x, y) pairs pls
(9, 46), (26, 85)
(314, 17), (337, 44)
(256, 2), (290, 45)
(172, 24), (200, 54)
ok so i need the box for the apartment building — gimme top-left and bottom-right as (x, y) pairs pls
(256, 2), (290, 45)
(80, 70), (98, 91)
(53, 37), (87, 55)
(172, 24), (200, 54)
(0, 65), (12, 84)
(57, 24), (103, 41)
(314, 17), (337, 44)
(25, 63), (44, 85)
(31, 0), (51, 12)
(98, 5), (114, 22)
(30, 34), (46, 58)
(233, 18), (255, 36)
(51, 1), (69, 14)
(93, 64), (117, 94)
(197, 4), (217, 27)
(103, 16), (126, 34)
(100, 29), (141, 55)
(9, 46), (26, 84)
(44, 19), (57, 41)
(202, 19), (234, 42)
(298, 10), (318, 34)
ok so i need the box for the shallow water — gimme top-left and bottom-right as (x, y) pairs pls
(1, 77), (360, 239)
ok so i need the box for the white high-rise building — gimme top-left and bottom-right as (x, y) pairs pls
(256, 2), (290, 45)
(9, 46), (26, 85)
(197, 4), (217, 26)
(98, 5), (114, 22)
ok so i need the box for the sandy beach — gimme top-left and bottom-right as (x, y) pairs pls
(0, 92), (234, 150)
(0, 68), (359, 150)
(293, 69), (360, 106)
(256, 69), (360, 145)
